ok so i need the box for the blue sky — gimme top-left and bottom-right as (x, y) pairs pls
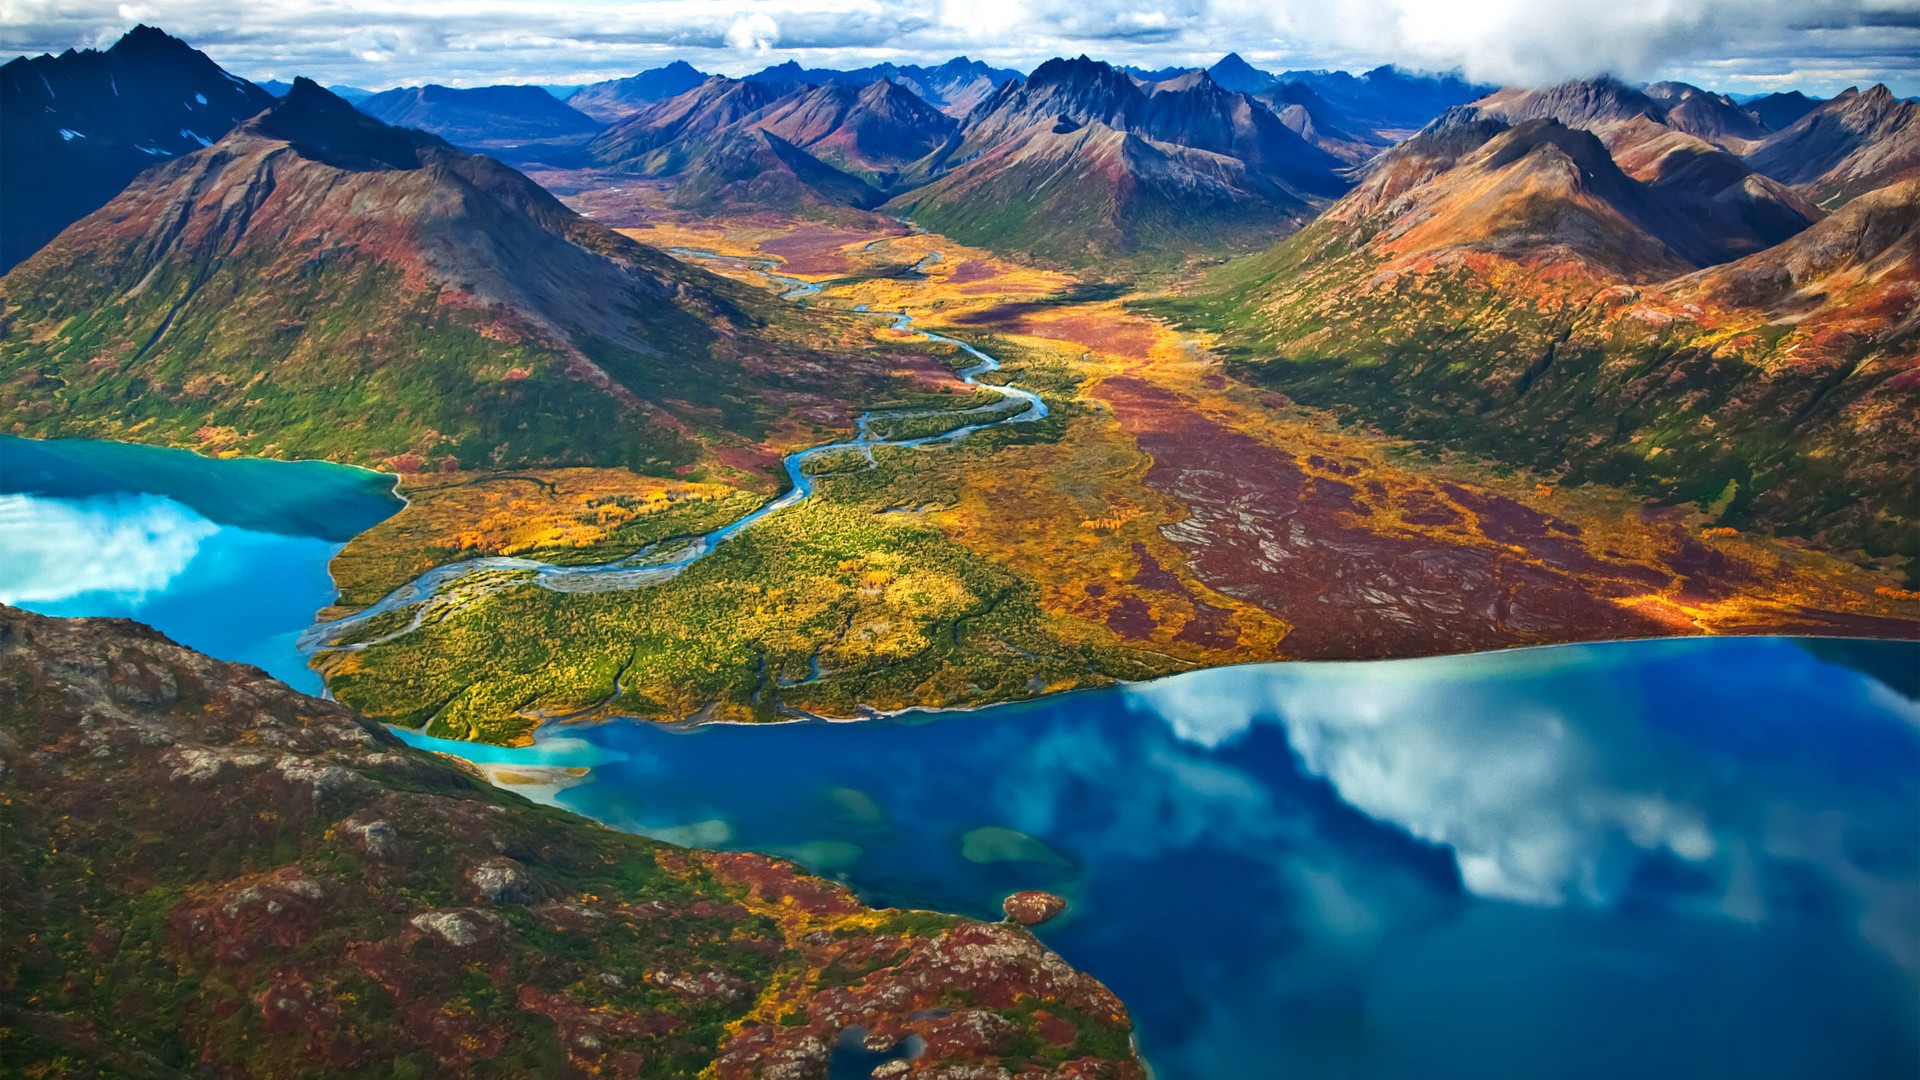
(3, 0), (1917, 96)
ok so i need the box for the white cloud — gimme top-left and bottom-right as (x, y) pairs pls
(0, 0), (1913, 96)
(0, 492), (217, 604)
(724, 10), (781, 54)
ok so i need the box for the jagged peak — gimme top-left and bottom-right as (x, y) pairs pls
(1411, 104), (1511, 146)
(1029, 55), (1129, 89)
(108, 23), (192, 55)
(1478, 75), (1667, 130)
(278, 76), (356, 110)
(753, 60), (809, 82)
(1485, 117), (1619, 174)
(250, 78), (428, 170)
(1147, 69), (1219, 95)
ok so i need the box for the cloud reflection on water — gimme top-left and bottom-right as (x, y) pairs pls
(1121, 642), (1920, 963)
(0, 492), (217, 604)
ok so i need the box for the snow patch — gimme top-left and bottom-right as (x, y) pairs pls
(58, 128), (85, 140)
(194, 91), (207, 105)
(180, 128), (212, 147)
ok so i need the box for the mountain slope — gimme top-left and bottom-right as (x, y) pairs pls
(1643, 81), (1770, 150)
(1257, 81), (1389, 163)
(1746, 85), (1920, 206)
(890, 58), (1347, 267)
(748, 78), (958, 182)
(670, 128), (884, 217)
(356, 83), (603, 145)
(0, 24), (273, 272)
(567, 60), (709, 122)
(1156, 120), (1920, 574)
(1745, 90), (1822, 131)
(0, 80), (892, 478)
(1462, 77), (1820, 259)
(0, 604), (1145, 1078)
(585, 76), (795, 175)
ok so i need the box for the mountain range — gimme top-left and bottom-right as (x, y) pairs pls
(1159, 73), (1919, 570)
(0, 32), (1544, 271)
(740, 56), (1024, 117)
(356, 83), (603, 145)
(2, 25), (1918, 1072)
(587, 73), (960, 205)
(889, 57), (1351, 263)
(0, 77), (895, 478)
(0, 25), (273, 272)
(2, 26), (1913, 556)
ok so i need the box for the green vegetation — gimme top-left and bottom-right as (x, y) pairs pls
(323, 467), (1175, 743)
(318, 333), (1169, 744)
(0, 229), (957, 485)
(1146, 223), (1920, 577)
(1, 248), (701, 472)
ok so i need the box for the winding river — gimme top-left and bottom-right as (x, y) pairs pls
(298, 247), (1042, 655)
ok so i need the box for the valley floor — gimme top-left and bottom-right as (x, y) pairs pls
(315, 187), (1920, 744)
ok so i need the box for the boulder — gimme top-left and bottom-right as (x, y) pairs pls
(1001, 890), (1067, 927)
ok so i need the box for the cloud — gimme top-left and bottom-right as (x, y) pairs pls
(0, 492), (217, 604)
(1116, 643), (1920, 966)
(724, 10), (781, 54)
(1260, 0), (1916, 87)
(0, 0), (1913, 95)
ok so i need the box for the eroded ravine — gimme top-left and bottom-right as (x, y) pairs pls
(299, 250), (1048, 657)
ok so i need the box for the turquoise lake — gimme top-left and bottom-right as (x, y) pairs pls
(6, 433), (1917, 1079)
(0, 435), (400, 692)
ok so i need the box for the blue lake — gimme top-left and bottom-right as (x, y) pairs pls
(397, 639), (1920, 1079)
(5, 433), (1917, 1079)
(0, 435), (400, 692)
